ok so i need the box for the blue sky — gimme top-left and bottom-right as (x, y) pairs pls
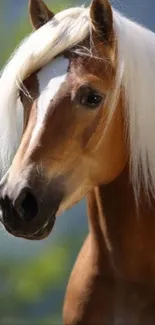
(3, 0), (155, 32)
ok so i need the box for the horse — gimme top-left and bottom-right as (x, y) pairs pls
(1, 0), (155, 323)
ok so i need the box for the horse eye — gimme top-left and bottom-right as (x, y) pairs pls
(75, 86), (104, 109)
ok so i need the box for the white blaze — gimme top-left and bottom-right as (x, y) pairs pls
(30, 56), (69, 146)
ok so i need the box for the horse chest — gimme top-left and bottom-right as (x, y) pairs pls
(63, 233), (155, 325)
(112, 281), (155, 325)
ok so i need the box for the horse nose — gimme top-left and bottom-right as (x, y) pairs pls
(14, 188), (39, 222)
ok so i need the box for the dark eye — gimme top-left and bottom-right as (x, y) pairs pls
(75, 86), (104, 109)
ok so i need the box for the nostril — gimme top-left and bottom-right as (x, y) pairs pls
(15, 189), (39, 222)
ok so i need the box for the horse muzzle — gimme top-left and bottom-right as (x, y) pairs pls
(0, 170), (64, 240)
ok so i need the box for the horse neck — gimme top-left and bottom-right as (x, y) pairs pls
(87, 166), (155, 282)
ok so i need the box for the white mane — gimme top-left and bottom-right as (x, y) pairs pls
(1, 5), (155, 200)
(113, 11), (155, 199)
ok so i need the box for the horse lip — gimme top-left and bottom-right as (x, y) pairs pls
(0, 209), (2, 222)
(0, 209), (57, 241)
(32, 212), (56, 239)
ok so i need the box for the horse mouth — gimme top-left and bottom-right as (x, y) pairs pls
(0, 206), (57, 241)
(31, 213), (56, 240)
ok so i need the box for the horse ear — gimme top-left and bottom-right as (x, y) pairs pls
(90, 0), (113, 43)
(29, 0), (54, 30)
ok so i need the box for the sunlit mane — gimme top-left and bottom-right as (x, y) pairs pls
(113, 11), (155, 199)
(1, 5), (155, 201)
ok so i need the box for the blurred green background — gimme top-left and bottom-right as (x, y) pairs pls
(0, 0), (155, 324)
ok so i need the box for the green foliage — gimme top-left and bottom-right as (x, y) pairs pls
(10, 245), (69, 302)
(0, 234), (85, 324)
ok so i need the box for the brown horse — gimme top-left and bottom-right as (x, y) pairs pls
(1, 0), (155, 324)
